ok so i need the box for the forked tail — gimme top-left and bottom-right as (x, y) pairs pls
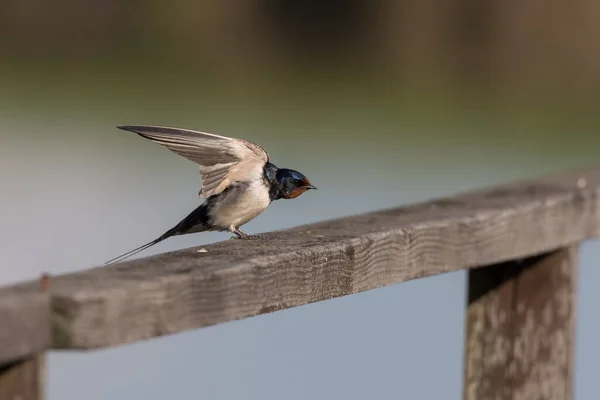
(104, 224), (181, 265)
(104, 203), (210, 265)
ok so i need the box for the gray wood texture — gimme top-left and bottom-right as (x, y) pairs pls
(0, 286), (49, 364)
(464, 247), (577, 400)
(0, 354), (46, 400)
(48, 167), (600, 349)
(2, 166), (599, 351)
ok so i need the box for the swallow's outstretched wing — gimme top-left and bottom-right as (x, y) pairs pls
(117, 125), (270, 198)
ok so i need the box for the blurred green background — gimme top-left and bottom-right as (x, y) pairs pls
(1, 1), (599, 399)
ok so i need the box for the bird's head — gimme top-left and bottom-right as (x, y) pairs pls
(275, 169), (317, 199)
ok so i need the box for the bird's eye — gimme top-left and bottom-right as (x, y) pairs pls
(294, 179), (303, 186)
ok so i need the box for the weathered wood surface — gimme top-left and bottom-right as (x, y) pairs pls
(2, 166), (600, 351)
(464, 247), (577, 400)
(0, 355), (46, 400)
(0, 286), (49, 364)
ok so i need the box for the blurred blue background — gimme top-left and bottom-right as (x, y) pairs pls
(1, 1), (599, 399)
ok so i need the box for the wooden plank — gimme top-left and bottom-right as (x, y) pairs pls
(44, 166), (600, 349)
(15, 166), (600, 349)
(0, 286), (49, 364)
(0, 354), (46, 400)
(463, 246), (577, 400)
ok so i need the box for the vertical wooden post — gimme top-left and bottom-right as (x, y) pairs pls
(464, 246), (577, 400)
(0, 275), (50, 400)
(0, 354), (46, 400)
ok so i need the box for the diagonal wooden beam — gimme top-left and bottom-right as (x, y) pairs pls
(45, 166), (600, 350)
(1, 166), (599, 353)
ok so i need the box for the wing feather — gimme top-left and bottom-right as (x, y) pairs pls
(117, 125), (269, 198)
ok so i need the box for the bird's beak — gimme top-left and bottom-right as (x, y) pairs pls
(307, 184), (317, 190)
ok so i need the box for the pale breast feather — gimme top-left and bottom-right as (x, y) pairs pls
(208, 180), (271, 229)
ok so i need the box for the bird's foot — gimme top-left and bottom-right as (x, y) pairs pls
(230, 229), (263, 240)
(232, 229), (250, 239)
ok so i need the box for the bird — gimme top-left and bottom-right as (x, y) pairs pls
(105, 125), (317, 265)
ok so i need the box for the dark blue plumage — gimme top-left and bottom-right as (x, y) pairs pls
(264, 162), (315, 200)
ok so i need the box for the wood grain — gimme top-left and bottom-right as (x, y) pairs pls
(0, 354), (46, 400)
(3, 166), (600, 350)
(45, 166), (600, 349)
(464, 246), (577, 400)
(0, 287), (49, 364)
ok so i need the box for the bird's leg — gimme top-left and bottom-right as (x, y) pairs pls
(231, 227), (250, 239)
(229, 227), (265, 240)
(236, 229), (249, 239)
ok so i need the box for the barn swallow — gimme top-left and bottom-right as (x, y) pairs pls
(105, 125), (316, 265)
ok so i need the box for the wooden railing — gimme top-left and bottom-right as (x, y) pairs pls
(2, 166), (599, 400)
